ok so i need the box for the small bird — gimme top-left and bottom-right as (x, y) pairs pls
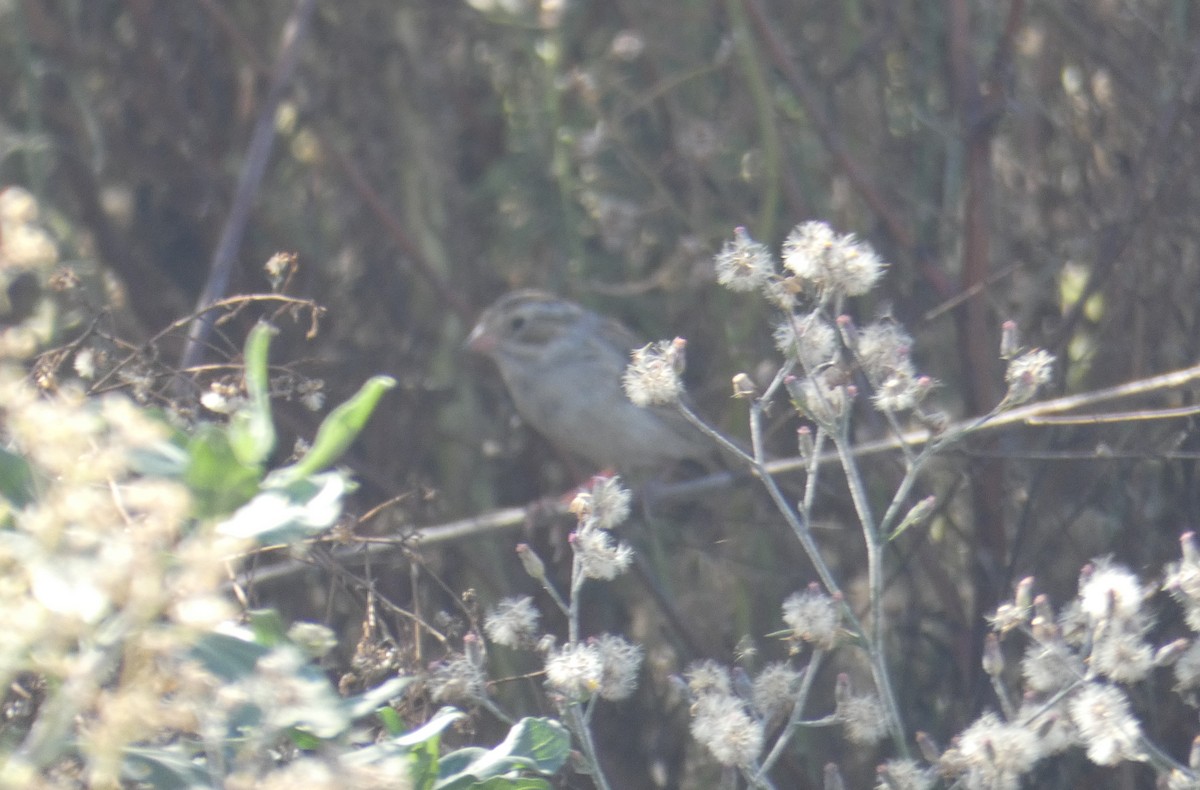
(467, 290), (718, 477)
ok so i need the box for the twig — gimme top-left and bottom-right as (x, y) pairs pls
(231, 361), (1200, 587)
(199, 0), (478, 327)
(90, 293), (321, 395)
(180, 0), (318, 372)
(738, 0), (913, 251)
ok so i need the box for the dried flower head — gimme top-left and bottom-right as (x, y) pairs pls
(1002, 349), (1055, 407)
(572, 528), (634, 580)
(786, 372), (854, 427)
(1173, 640), (1200, 692)
(751, 662), (802, 723)
(1090, 628), (1153, 683)
(782, 221), (885, 300)
(855, 321), (914, 383)
(623, 338), (686, 406)
(782, 221), (837, 281)
(1021, 640), (1084, 693)
(714, 226), (775, 292)
(876, 758), (937, 790)
(837, 691), (889, 745)
(773, 312), (839, 370)
(297, 379), (325, 411)
(1066, 683), (1145, 766)
(570, 475), (632, 531)
(593, 634), (643, 700)
(685, 659), (733, 698)
(73, 348), (97, 380)
(781, 586), (841, 651)
(944, 710), (1045, 788)
(989, 601), (1028, 634)
(872, 371), (927, 413)
(515, 543), (547, 582)
(999, 320), (1021, 360)
(1164, 533), (1200, 629)
(427, 653), (487, 703)
(689, 693), (764, 767)
(731, 372), (757, 399)
(263, 251), (297, 291)
(545, 642), (603, 700)
(1078, 558), (1146, 627)
(484, 596), (541, 649)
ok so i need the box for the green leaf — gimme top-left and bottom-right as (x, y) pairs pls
(342, 676), (414, 719)
(347, 711), (464, 789)
(434, 718), (569, 788)
(408, 732), (441, 790)
(343, 710), (563, 790)
(393, 707), (465, 747)
(0, 445), (35, 509)
(288, 728), (322, 750)
(183, 423), (262, 517)
(128, 440), (190, 478)
(459, 779), (550, 790)
(247, 609), (289, 647)
(267, 375), (396, 486)
(228, 322), (278, 467)
(190, 631), (272, 682)
(192, 630), (350, 739)
(121, 745), (209, 789)
(376, 705), (404, 735)
(216, 470), (348, 544)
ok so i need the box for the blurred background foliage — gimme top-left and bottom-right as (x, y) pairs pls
(2, 0), (1200, 786)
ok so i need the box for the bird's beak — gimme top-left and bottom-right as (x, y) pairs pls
(465, 322), (495, 354)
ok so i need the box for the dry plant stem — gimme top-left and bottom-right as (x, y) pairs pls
(568, 556), (586, 644)
(829, 429), (908, 751)
(309, 560), (449, 647)
(473, 694), (516, 727)
(737, 0), (913, 252)
(1132, 727), (1187, 775)
(1015, 630), (1194, 778)
(987, 670), (1017, 722)
(235, 364), (1200, 593)
(678, 400), (909, 754)
(410, 562), (424, 665)
(758, 359), (1200, 479)
(88, 293), (321, 395)
(561, 538), (618, 787)
(537, 574), (571, 620)
(678, 399), (847, 616)
(181, 0), (318, 372)
(566, 704), (612, 790)
(342, 361), (1200, 532)
(197, 0), (472, 323)
(801, 428), (827, 515)
(725, 0), (782, 239)
(758, 650), (825, 777)
(742, 760), (777, 790)
(874, 410), (996, 538)
(673, 399), (755, 466)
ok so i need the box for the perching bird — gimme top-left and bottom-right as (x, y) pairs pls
(467, 290), (719, 477)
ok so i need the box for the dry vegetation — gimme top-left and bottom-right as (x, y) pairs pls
(2, 1), (1200, 787)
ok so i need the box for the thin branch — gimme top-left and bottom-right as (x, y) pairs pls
(180, 0), (318, 372)
(231, 361), (1200, 587)
(738, 0), (914, 251)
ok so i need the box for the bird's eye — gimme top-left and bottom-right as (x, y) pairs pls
(508, 315), (526, 333)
